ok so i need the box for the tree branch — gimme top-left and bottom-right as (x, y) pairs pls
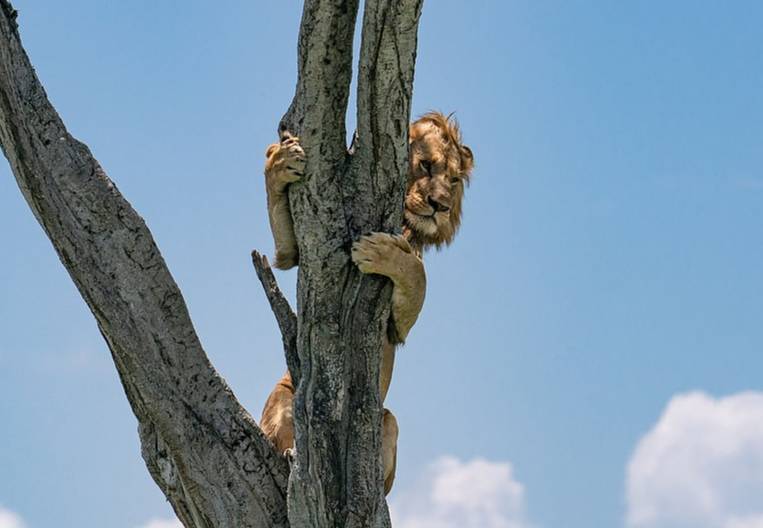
(280, 2), (424, 528)
(252, 250), (300, 384)
(280, 0), (360, 157)
(0, 4), (288, 527)
(353, 0), (423, 234)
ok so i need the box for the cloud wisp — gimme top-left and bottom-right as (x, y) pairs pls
(626, 391), (763, 528)
(390, 456), (533, 528)
(0, 507), (25, 528)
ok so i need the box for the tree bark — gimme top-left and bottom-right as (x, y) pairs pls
(280, 1), (422, 527)
(0, 2), (290, 527)
(0, 0), (422, 526)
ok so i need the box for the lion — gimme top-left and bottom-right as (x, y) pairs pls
(260, 112), (473, 494)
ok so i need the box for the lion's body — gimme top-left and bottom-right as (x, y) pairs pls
(260, 112), (473, 494)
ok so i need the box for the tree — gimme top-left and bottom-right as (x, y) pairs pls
(0, 1), (422, 527)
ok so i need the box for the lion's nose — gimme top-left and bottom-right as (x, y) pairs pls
(428, 196), (450, 213)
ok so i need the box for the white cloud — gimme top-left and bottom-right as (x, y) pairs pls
(725, 515), (763, 528)
(626, 391), (763, 528)
(0, 507), (25, 528)
(137, 518), (183, 528)
(390, 456), (534, 528)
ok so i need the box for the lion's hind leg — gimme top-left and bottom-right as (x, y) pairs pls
(260, 373), (296, 456)
(382, 408), (399, 495)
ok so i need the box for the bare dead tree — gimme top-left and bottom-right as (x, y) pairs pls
(0, 1), (422, 527)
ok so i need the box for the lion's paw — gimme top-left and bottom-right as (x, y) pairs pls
(351, 232), (413, 280)
(265, 134), (305, 193)
(274, 249), (299, 271)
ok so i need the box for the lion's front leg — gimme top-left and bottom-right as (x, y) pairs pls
(264, 134), (305, 269)
(351, 232), (426, 344)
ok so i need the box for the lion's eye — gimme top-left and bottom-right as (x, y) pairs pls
(450, 176), (460, 185)
(419, 160), (432, 175)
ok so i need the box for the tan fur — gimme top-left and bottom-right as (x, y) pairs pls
(263, 134), (304, 269)
(260, 112), (473, 494)
(259, 373), (295, 454)
(382, 409), (399, 495)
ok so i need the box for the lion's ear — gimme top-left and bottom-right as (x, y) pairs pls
(459, 144), (474, 175)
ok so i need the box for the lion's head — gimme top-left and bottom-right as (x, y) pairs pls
(404, 112), (474, 250)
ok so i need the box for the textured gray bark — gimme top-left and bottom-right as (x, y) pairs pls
(252, 251), (299, 382)
(0, 0), (422, 526)
(0, 2), (289, 527)
(281, 1), (423, 527)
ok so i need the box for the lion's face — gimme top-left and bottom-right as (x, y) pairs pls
(404, 113), (474, 249)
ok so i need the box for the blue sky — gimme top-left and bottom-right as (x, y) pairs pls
(1, 2), (762, 528)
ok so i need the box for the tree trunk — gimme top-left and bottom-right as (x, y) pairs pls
(0, 0), (422, 526)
